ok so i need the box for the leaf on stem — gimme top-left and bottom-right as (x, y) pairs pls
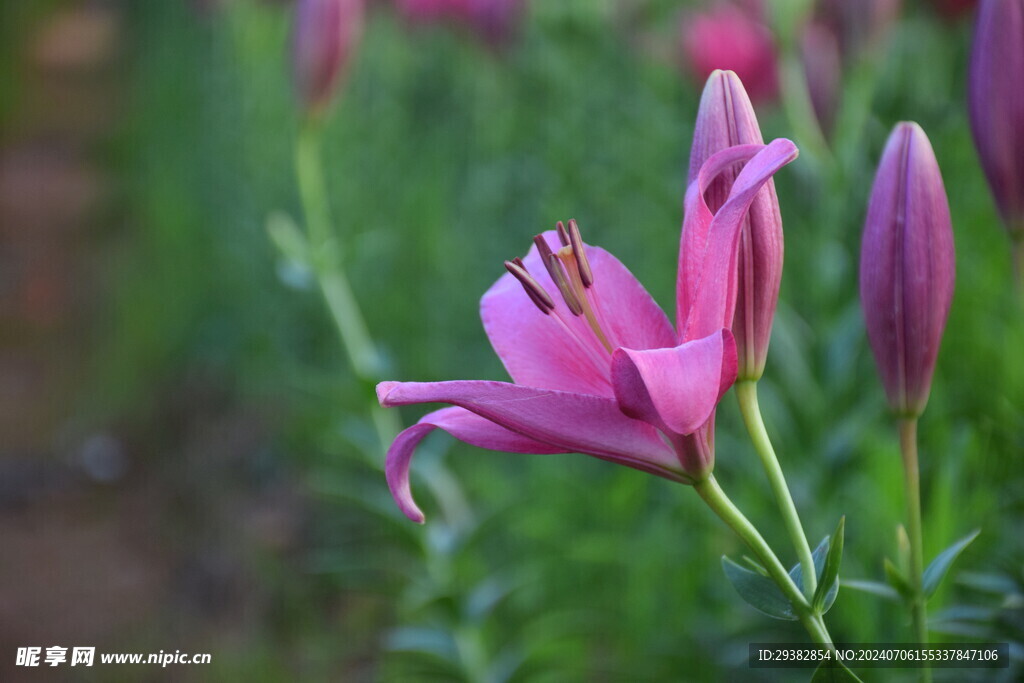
(721, 556), (798, 620)
(789, 534), (829, 590)
(841, 579), (900, 602)
(813, 516), (845, 614)
(923, 529), (981, 599)
(883, 557), (915, 602)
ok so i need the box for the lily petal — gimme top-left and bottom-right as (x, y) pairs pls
(377, 380), (684, 479)
(385, 406), (565, 523)
(678, 139), (798, 342)
(482, 232), (675, 396)
(611, 329), (737, 437)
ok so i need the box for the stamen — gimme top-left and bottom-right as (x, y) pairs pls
(555, 220), (570, 247)
(567, 219), (593, 287)
(533, 234), (555, 267)
(546, 254), (584, 316)
(504, 260), (555, 314)
(558, 245), (613, 353)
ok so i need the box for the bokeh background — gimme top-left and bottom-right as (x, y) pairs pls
(0, 0), (1021, 680)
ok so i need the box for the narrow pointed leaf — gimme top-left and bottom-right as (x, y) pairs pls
(884, 557), (915, 602)
(721, 556), (797, 620)
(790, 535), (829, 590)
(742, 555), (769, 577)
(841, 579), (901, 602)
(813, 516), (845, 614)
(923, 529), (981, 599)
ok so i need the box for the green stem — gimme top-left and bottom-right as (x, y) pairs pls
(898, 417), (931, 683)
(1013, 236), (1023, 301)
(736, 380), (817, 598)
(294, 123), (399, 451)
(694, 474), (834, 648)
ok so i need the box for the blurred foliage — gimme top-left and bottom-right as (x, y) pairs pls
(84, 0), (1024, 680)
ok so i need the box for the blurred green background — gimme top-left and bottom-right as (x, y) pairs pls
(0, 0), (1021, 680)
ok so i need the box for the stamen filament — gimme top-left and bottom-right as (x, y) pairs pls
(557, 247), (613, 353)
(546, 254), (585, 316)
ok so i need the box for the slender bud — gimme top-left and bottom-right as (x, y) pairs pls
(290, 0), (363, 118)
(860, 123), (955, 418)
(968, 0), (1024, 242)
(801, 21), (842, 139)
(686, 70), (783, 381)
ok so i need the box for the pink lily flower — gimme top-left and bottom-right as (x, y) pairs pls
(678, 2), (779, 103)
(378, 139), (799, 522)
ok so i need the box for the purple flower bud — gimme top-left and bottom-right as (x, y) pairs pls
(290, 0), (363, 117)
(968, 0), (1024, 240)
(818, 0), (901, 58)
(801, 21), (842, 138)
(687, 70), (783, 381)
(860, 123), (955, 417)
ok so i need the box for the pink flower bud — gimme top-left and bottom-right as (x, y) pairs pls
(860, 123), (955, 417)
(968, 0), (1024, 239)
(678, 4), (778, 103)
(687, 70), (783, 381)
(290, 0), (363, 117)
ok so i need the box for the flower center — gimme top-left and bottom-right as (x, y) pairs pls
(504, 220), (617, 370)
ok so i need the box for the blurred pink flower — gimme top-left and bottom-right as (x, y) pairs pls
(377, 139), (798, 522)
(395, 0), (524, 45)
(290, 0), (363, 117)
(678, 3), (778, 102)
(930, 0), (977, 18)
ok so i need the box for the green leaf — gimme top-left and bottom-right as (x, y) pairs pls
(266, 211), (310, 265)
(790, 535), (829, 591)
(923, 529), (981, 599)
(841, 579), (900, 602)
(813, 516), (845, 614)
(721, 556), (798, 620)
(742, 555), (769, 577)
(811, 659), (864, 682)
(884, 557), (915, 601)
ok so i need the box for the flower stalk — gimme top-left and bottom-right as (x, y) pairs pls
(735, 380), (816, 598)
(898, 417), (931, 682)
(694, 474), (833, 648)
(294, 122), (399, 449)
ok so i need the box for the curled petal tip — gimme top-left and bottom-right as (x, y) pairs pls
(376, 381), (400, 405)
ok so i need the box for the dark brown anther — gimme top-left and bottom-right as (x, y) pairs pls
(504, 260), (555, 314)
(567, 219), (593, 288)
(546, 254), (584, 316)
(555, 220), (570, 247)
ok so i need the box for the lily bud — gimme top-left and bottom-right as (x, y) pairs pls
(968, 0), (1024, 240)
(801, 21), (842, 138)
(290, 0), (363, 118)
(860, 123), (955, 417)
(687, 70), (783, 381)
